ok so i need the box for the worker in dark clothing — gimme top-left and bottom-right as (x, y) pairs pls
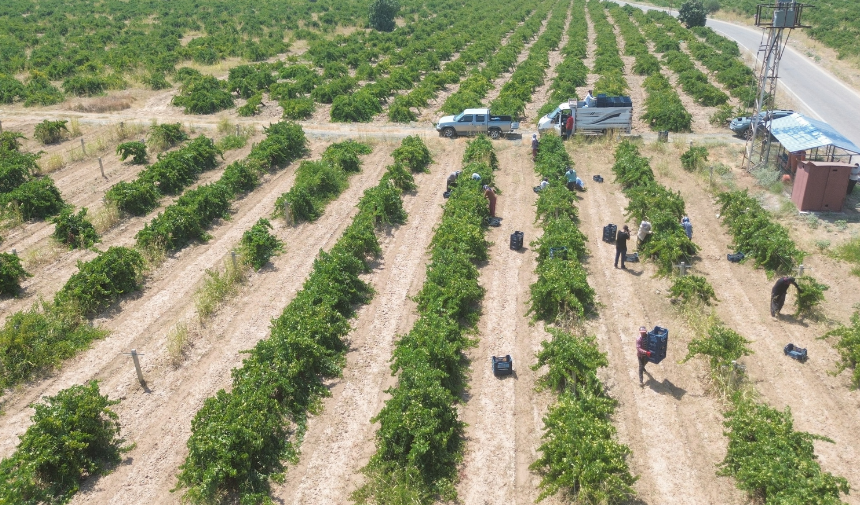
(615, 225), (630, 269)
(565, 115), (574, 140)
(771, 276), (799, 317)
(531, 134), (539, 161)
(559, 114), (567, 139)
(636, 326), (652, 385)
(483, 185), (497, 218)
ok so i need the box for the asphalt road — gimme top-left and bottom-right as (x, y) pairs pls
(613, 1), (860, 153)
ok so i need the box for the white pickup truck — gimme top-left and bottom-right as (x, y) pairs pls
(538, 95), (633, 135)
(436, 108), (520, 139)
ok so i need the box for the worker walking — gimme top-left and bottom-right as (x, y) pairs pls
(615, 225), (630, 269)
(681, 216), (693, 240)
(531, 134), (539, 161)
(483, 185), (497, 218)
(636, 326), (652, 385)
(771, 276), (799, 317)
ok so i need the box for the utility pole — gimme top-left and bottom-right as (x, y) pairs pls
(743, 1), (811, 172)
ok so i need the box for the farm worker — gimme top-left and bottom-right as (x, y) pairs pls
(565, 166), (578, 191)
(483, 185), (497, 218)
(531, 134), (539, 161)
(848, 163), (859, 195)
(584, 89), (595, 107)
(559, 113), (567, 139)
(565, 115), (574, 139)
(471, 173), (481, 181)
(615, 225), (630, 269)
(539, 177), (549, 191)
(575, 177), (585, 191)
(636, 326), (652, 385)
(681, 216), (693, 239)
(771, 276), (799, 317)
(637, 218), (652, 247)
(446, 171), (461, 191)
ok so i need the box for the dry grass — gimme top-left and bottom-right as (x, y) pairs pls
(71, 96), (134, 113)
(91, 202), (121, 234)
(167, 322), (191, 367)
(22, 241), (64, 270)
(38, 154), (65, 174)
(194, 253), (249, 320)
(69, 118), (82, 137)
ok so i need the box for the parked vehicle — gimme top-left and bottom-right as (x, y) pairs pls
(436, 108), (519, 139)
(729, 109), (794, 139)
(538, 95), (633, 135)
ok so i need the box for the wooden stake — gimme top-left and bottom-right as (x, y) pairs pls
(128, 349), (147, 390)
(80, 138), (86, 155)
(98, 157), (105, 178)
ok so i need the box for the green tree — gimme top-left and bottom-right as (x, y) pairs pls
(679, 0), (708, 28)
(116, 141), (147, 164)
(369, 0), (399, 32)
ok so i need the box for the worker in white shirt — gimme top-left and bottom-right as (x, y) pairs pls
(637, 218), (652, 247)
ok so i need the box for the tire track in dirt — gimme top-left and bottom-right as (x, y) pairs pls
(270, 140), (464, 504)
(456, 142), (552, 505)
(572, 141), (744, 505)
(641, 154), (860, 502)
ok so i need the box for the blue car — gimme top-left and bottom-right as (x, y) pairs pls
(729, 109), (794, 139)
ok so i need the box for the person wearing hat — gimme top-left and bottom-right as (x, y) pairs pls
(471, 173), (481, 181)
(531, 133), (539, 161)
(483, 184), (497, 218)
(636, 326), (652, 385)
(539, 177), (549, 191)
(681, 216), (693, 240)
(565, 166), (578, 191)
(446, 170), (461, 191)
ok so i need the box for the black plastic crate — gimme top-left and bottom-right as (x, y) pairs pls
(603, 224), (617, 243)
(492, 355), (513, 376)
(509, 231), (524, 250)
(646, 326), (668, 364)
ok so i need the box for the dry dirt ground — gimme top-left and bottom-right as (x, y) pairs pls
(1, 11), (859, 505)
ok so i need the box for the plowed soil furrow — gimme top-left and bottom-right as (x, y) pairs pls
(0, 143), (393, 462)
(0, 137), (260, 315)
(57, 144), (400, 505)
(640, 154), (860, 502)
(456, 142), (550, 505)
(573, 143), (744, 505)
(270, 139), (463, 504)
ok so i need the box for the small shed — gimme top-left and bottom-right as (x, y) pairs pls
(769, 113), (860, 172)
(791, 160), (853, 212)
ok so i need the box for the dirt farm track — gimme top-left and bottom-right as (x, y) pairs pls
(1, 4), (860, 505)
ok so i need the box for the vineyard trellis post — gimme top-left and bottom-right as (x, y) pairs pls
(743, 1), (811, 172)
(123, 349), (149, 391)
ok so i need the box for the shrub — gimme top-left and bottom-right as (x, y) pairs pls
(679, 0), (707, 28)
(719, 399), (849, 504)
(104, 180), (160, 216)
(331, 91), (382, 122)
(392, 135), (433, 172)
(369, 0), (399, 32)
(143, 72), (171, 90)
(51, 206), (99, 249)
(381, 162), (416, 191)
(239, 218), (284, 269)
(0, 252), (31, 296)
(280, 97), (315, 119)
(528, 259), (595, 322)
(171, 75), (234, 114)
(237, 92), (263, 117)
(24, 73), (64, 106)
(220, 160), (260, 194)
(0, 74), (25, 104)
(669, 275), (717, 305)
(62, 75), (106, 96)
(34, 119), (69, 145)
(147, 122), (187, 151)
(0, 381), (131, 504)
(681, 145), (709, 171)
(683, 324), (752, 369)
(3, 177), (66, 220)
(135, 183), (232, 251)
(116, 141), (147, 164)
(248, 121), (308, 170)
(55, 246), (146, 317)
(820, 311), (860, 389)
(794, 276), (828, 319)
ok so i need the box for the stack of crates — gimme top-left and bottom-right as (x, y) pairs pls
(646, 326), (668, 364)
(603, 224), (617, 243)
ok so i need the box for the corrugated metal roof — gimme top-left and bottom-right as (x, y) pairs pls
(769, 113), (860, 154)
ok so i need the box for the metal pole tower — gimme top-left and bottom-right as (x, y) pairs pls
(743, 1), (810, 172)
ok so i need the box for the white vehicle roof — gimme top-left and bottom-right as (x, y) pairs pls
(463, 108), (490, 115)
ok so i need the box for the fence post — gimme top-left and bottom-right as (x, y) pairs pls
(80, 138), (86, 156)
(231, 251), (237, 270)
(0, 120), (3, 132)
(127, 349), (148, 390)
(98, 157), (104, 178)
(236, 125), (241, 136)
